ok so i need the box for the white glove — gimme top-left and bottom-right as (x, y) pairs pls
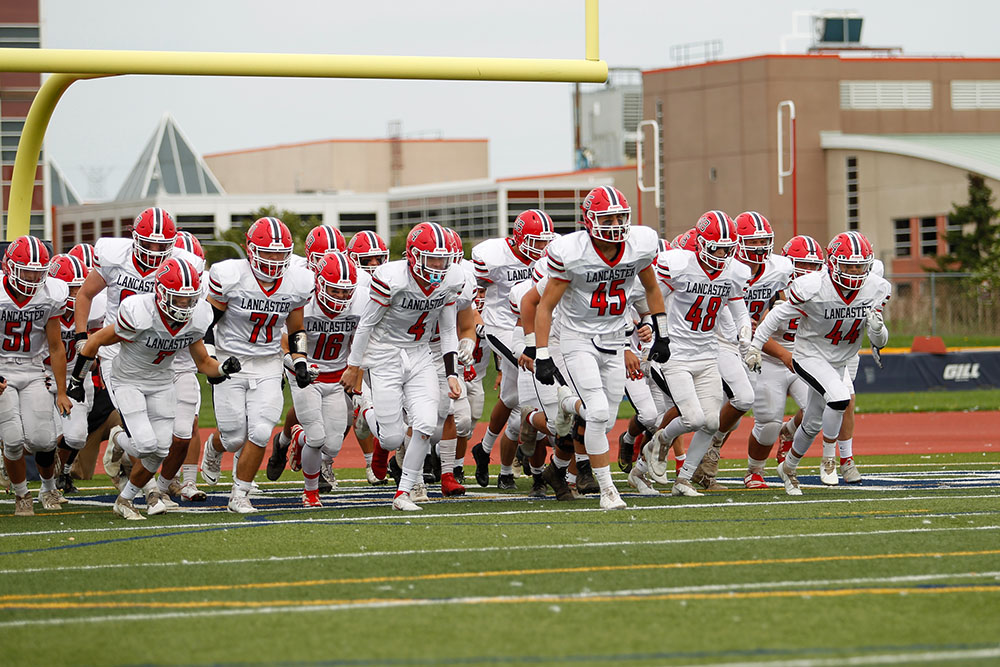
(737, 323), (753, 354)
(867, 307), (884, 335)
(744, 345), (762, 373)
(457, 338), (476, 366)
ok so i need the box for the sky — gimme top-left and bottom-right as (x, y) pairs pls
(36, 0), (1000, 200)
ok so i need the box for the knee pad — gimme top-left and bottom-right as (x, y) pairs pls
(729, 394), (754, 413)
(140, 453), (165, 473)
(34, 448), (56, 468)
(218, 425), (247, 453)
(583, 420), (610, 456)
(752, 421), (782, 447)
(247, 421), (275, 448)
(504, 405), (521, 441)
(680, 413), (706, 432)
(827, 399), (850, 412)
(454, 413), (473, 439)
(379, 429), (405, 451)
(704, 413), (720, 435)
(303, 423), (326, 451)
(2, 441), (24, 461)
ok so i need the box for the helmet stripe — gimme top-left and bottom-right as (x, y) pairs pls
(323, 225), (335, 249)
(603, 186), (619, 207)
(364, 230), (377, 249)
(337, 251), (349, 277)
(713, 211), (729, 240)
(177, 258), (192, 288)
(267, 217), (281, 244)
(429, 222), (446, 249)
(533, 209), (552, 232)
(847, 231), (861, 256)
(27, 236), (38, 264)
(69, 255), (85, 280)
(750, 212), (765, 233)
(84, 244), (94, 265)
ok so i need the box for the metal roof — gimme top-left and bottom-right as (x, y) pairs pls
(820, 132), (1000, 180)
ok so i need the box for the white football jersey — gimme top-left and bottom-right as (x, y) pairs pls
(0, 277), (67, 361)
(655, 248), (751, 362)
(472, 237), (535, 330)
(359, 260), (464, 353)
(301, 286), (367, 376)
(88, 291), (107, 333)
(207, 260), (313, 359)
(545, 226), (658, 338)
(112, 294), (212, 386)
(757, 269), (892, 367)
(715, 254), (794, 348)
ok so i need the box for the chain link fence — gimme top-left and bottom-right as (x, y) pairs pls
(886, 273), (1000, 339)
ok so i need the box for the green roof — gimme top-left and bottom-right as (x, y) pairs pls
(820, 132), (1000, 180)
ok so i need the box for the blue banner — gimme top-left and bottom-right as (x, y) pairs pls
(855, 349), (1000, 392)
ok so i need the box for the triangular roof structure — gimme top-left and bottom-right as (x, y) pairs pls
(47, 159), (82, 206)
(116, 113), (225, 200)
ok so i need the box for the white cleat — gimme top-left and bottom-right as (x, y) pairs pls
(145, 491), (168, 516)
(392, 491), (422, 511)
(820, 457), (839, 486)
(554, 385), (576, 438)
(670, 477), (704, 497)
(777, 461), (803, 496)
(627, 467), (660, 496)
(321, 461), (338, 490)
(411, 483), (429, 503)
(227, 494), (257, 514)
(366, 464), (385, 486)
(113, 496), (146, 521)
(840, 457), (862, 484)
(179, 480), (207, 501)
(39, 489), (63, 510)
(599, 486), (627, 510)
(200, 434), (223, 486)
(103, 426), (125, 478)
(643, 435), (671, 485)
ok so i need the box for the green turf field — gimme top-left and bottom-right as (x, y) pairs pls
(2, 452), (998, 666)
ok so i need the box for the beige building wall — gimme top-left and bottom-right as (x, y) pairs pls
(204, 139), (489, 195)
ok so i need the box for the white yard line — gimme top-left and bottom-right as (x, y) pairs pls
(678, 647), (1000, 667)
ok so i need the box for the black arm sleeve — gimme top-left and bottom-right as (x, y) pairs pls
(203, 304), (226, 346)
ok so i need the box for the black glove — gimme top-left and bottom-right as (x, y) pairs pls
(535, 357), (558, 385)
(67, 377), (85, 403)
(221, 357), (241, 376)
(522, 346), (536, 360)
(294, 359), (312, 388)
(648, 335), (671, 363)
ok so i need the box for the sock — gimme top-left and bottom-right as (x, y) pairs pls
(675, 453), (686, 464)
(363, 452), (373, 466)
(40, 475), (56, 493)
(302, 446), (322, 491)
(748, 457), (766, 474)
(142, 479), (157, 495)
(438, 438), (457, 473)
(13, 480), (29, 497)
(838, 438), (854, 460)
(822, 439), (836, 458)
(566, 472), (577, 484)
(182, 463), (197, 485)
(634, 457), (648, 474)
(121, 481), (141, 501)
(278, 431), (291, 447)
(530, 464), (545, 475)
(560, 394), (580, 415)
(156, 475), (173, 494)
(658, 416), (689, 447)
(574, 453), (588, 463)
(481, 428), (500, 454)
(780, 419), (795, 440)
(785, 449), (803, 472)
(553, 453), (570, 469)
(113, 429), (130, 451)
(500, 464), (513, 476)
(233, 478), (252, 498)
(679, 430), (713, 480)
(593, 465), (614, 492)
(61, 448), (78, 475)
(623, 431), (636, 445)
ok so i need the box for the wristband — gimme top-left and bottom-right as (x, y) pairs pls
(535, 347), (550, 361)
(524, 332), (536, 347)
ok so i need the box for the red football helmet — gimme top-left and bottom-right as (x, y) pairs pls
(132, 207), (177, 270)
(246, 217), (293, 281)
(826, 231), (874, 290)
(175, 231), (205, 260)
(4, 235), (51, 298)
(695, 211), (738, 271)
(68, 242), (96, 269)
(512, 209), (556, 260)
(48, 254), (89, 309)
(406, 222), (453, 285)
(444, 228), (464, 262)
(782, 235), (825, 278)
(305, 225), (347, 272)
(347, 231), (389, 273)
(734, 211), (774, 264)
(581, 186), (631, 242)
(672, 227), (699, 252)
(315, 251), (359, 315)
(154, 257), (201, 322)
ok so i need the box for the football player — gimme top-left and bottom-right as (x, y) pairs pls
(0, 237), (72, 516)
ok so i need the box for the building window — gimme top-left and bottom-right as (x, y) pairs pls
(839, 81), (933, 110)
(951, 81), (1000, 109)
(893, 219), (911, 257)
(920, 217), (939, 256)
(946, 217), (963, 255)
(845, 156), (859, 230)
(338, 212), (377, 237)
(176, 214), (216, 240)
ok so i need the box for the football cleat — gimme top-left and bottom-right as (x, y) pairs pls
(39, 490), (62, 511)
(288, 425), (304, 472)
(320, 461), (337, 491)
(56, 472), (78, 494)
(643, 435), (671, 485)
(440, 472), (466, 497)
(366, 464), (386, 486)
(423, 447), (441, 484)
(519, 409), (538, 456)
(113, 496), (145, 520)
(388, 456), (403, 488)
(352, 397), (373, 440)
(743, 472), (769, 489)
(14, 494), (34, 516)
(776, 423), (795, 464)
(411, 483), (430, 503)
(103, 426), (126, 478)
(670, 478), (704, 498)
(511, 452), (523, 479)
(776, 461), (803, 496)
(227, 494), (258, 514)
(200, 434), (223, 486)
(617, 431), (634, 473)
(302, 489), (323, 508)
(575, 459), (600, 495)
(52, 487), (68, 505)
(145, 491), (168, 516)
(452, 465), (465, 485)
(820, 457), (839, 486)
(840, 458), (862, 484)
(527, 473), (547, 498)
(266, 431), (290, 481)
(553, 386), (576, 437)
(542, 463), (574, 502)
(370, 439), (388, 482)
(179, 480), (207, 501)
(392, 491), (422, 511)
(471, 442), (491, 487)
(496, 473), (516, 491)
(599, 486), (627, 510)
(691, 443), (725, 490)
(627, 467), (660, 496)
